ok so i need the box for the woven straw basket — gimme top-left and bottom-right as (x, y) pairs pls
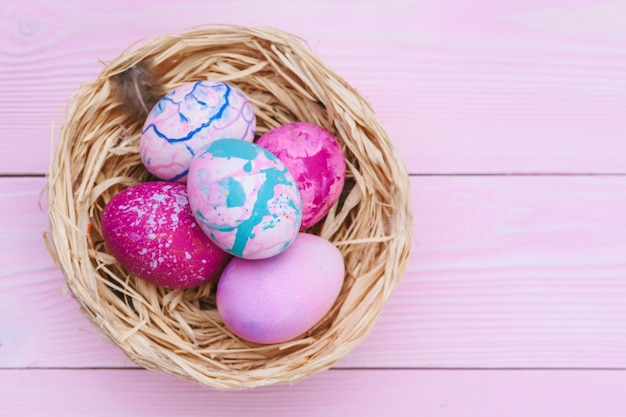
(46, 26), (412, 389)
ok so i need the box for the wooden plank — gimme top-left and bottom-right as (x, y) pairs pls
(0, 177), (132, 367)
(356, 175), (626, 368)
(2, 176), (626, 368)
(1, 0), (626, 174)
(1, 369), (626, 417)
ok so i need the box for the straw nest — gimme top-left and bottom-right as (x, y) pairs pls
(46, 26), (412, 389)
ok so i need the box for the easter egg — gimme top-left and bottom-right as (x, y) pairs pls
(217, 233), (345, 344)
(140, 80), (256, 182)
(256, 122), (346, 230)
(101, 182), (231, 288)
(188, 139), (302, 259)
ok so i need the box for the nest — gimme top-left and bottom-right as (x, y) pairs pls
(46, 26), (412, 389)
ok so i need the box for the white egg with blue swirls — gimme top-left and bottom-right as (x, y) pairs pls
(140, 80), (255, 182)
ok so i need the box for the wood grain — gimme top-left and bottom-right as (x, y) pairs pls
(2, 176), (626, 369)
(2, 369), (626, 417)
(3, 1), (626, 415)
(1, 0), (626, 174)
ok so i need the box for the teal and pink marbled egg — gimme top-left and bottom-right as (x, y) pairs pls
(140, 80), (255, 183)
(187, 139), (302, 260)
(256, 122), (346, 230)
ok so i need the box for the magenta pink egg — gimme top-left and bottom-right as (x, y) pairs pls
(256, 122), (346, 230)
(216, 233), (345, 344)
(101, 182), (231, 288)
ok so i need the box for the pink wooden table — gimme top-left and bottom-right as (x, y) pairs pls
(2, 0), (626, 415)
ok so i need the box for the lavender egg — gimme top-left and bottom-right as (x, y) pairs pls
(256, 122), (346, 230)
(217, 233), (345, 344)
(140, 80), (256, 182)
(187, 139), (302, 260)
(101, 182), (231, 288)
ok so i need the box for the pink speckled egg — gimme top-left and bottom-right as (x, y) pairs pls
(187, 139), (302, 260)
(140, 80), (256, 182)
(217, 233), (345, 344)
(256, 122), (346, 230)
(101, 182), (231, 288)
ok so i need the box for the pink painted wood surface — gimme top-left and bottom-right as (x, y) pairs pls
(2, 369), (626, 417)
(2, 176), (626, 369)
(1, 0), (626, 174)
(2, 0), (626, 415)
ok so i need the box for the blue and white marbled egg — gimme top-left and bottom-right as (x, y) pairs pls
(140, 80), (256, 182)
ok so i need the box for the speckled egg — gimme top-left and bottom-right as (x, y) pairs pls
(256, 122), (346, 230)
(140, 80), (256, 182)
(217, 233), (345, 344)
(101, 182), (231, 288)
(187, 139), (302, 260)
